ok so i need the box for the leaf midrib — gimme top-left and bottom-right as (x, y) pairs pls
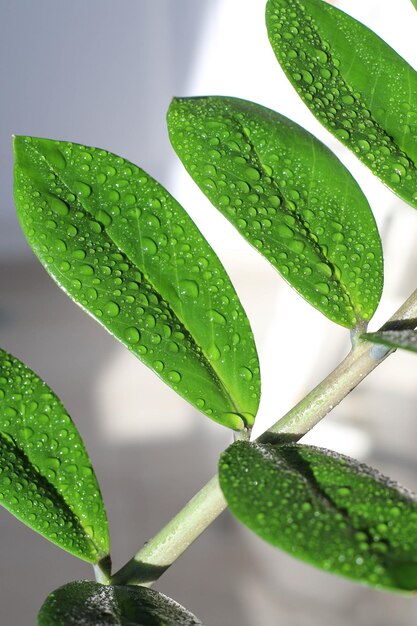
(24, 142), (247, 427)
(0, 430), (99, 559)
(235, 117), (357, 319)
(271, 0), (417, 174)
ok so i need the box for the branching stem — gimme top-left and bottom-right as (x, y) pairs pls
(110, 287), (417, 588)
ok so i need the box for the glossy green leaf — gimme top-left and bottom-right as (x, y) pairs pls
(266, 0), (417, 210)
(168, 96), (383, 328)
(0, 348), (109, 563)
(219, 441), (417, 592)
(14, 136), (260, 430)
(38, 581), (203, 626)
(364, 330), (417, 354)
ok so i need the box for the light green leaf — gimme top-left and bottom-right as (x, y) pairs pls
(0, 348), (109, 563)
(38, 581), (203, 626)
(14, 136), (260, 430)
(219, 441), (417, 592)
(168, 96), (383, 328)
(364, 329), (417, 353)
(266, 0), (417, 210)
(412, 0), (417, 9)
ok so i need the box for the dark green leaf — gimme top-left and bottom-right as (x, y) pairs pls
(0, 348), (109, 562)
(364, 330), (417, 353)
(168, 96), (383, 328)
(38, 581), (203, 626)
(14, 136), (260, 430)
(219, 441), (417, 592)
(266, 0), (417, 210)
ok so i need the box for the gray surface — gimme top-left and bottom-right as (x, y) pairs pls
(0, 0), (210, 259)
(1, 1), (417, 624)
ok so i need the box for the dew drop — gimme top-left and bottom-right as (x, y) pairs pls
(79, 264), (94, 276)
(314, 48), (328, 64)
(73, 181), (92, 198)
(179, 280), (199, 300)
(208, 309), (227, 325)
(335, 128), (350, 141)
(104, 301), (120, 318)
(245, 167), (261, 182)
(49, 196), (69, 217)
(239, 366), (253, 381)
(316, 262), (332, 278)
(207, 345), (221, 361)
(125, 327), (140, 345)
(168, 370), (182, 383)
(142, 237), (157, 255)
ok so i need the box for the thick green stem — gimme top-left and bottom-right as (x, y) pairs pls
(111, 475), (227, 586)
(112, 288), (417, 588)
(261, 287), (417, 442)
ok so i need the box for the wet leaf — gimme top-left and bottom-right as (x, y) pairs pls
(364, 329), (417, 353)
(14, 136), (260, 430)
(266, 0), (417, 210)
(38, 580), (203, 626)
(168, 96), (382, 328)
(219, 441), (417, 592)
(0, 348), (109, 563)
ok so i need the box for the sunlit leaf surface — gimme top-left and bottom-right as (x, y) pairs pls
(168, 96), (382, 327)
(0, 348), (109, 562)
(267, 0), (417, 210)
(14, 137), (260, 430)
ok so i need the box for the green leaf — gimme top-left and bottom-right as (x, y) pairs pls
(219, 441), (417, 592)
(0, 348), (109, 563)
(14, 137), (260, 430)
(412, 0), (417, 9)
(364, 329), (417, 353)
(266, 0), (417, 211)
(38, 581), (203, 626)
(168, 96), (383, 328)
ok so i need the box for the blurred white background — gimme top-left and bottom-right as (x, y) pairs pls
(1, 1), (417, 624)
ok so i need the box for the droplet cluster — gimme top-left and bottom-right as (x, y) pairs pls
(14, 137), (260, 429)
(0, 349), (107, 562)
(266, 0), (417, 208)
(220, 442), (417, 591)
(168, 97), (383, 327)
(38, 581), (203, 626)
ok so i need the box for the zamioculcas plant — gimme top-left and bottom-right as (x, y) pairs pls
(3, 1), (417, 623)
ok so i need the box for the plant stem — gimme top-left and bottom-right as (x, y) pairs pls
(261, 287), (417, 443)
(111, 475), (227, 586)
(111, 287), (417, 588)
(94, 555), (112, 585)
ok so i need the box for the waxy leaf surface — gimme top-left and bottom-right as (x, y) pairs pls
(38, 581), (203, 626)
(0, 348), (108, 562)
(168, 97), (382, 328)
(266, 0), (417, 210)
(14, 136), (260, 430)
(364, 330), (417, 354)
(219, 441), (417, 591)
